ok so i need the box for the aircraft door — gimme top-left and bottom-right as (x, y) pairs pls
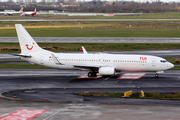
(152, 58), (156, 67)
(40, 56), (44, 64)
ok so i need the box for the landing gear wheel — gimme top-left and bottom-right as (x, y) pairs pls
(88, 72), (97, 77)
(88, 72), (92, 77)
(155, 73), (159, 78)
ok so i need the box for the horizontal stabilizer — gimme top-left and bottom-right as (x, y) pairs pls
(10, 53), (32, 58)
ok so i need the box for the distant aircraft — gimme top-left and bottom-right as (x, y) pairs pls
(21, 8), (36, 16)
(0, 7), (23, 16)
(13, 24), (174, 78)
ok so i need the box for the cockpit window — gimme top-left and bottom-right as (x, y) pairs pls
(160, 60), (167, 63)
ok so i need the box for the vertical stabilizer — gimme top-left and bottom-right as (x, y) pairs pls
(15, 24), (44, 54)
(19, 7), (23, 13)
(34, 8), (36, 12)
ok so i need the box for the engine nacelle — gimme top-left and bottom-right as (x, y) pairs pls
(99, 67), (115, 75)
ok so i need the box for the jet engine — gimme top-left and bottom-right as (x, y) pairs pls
(98, 67), (115, 75)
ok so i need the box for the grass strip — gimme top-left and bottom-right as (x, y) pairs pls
(1, 28), (180, 37)
(0, 60), (25, 62)
(164, 57), (180, 64)
(74, 92), (180, 100)
(0, 64), (50, 69)
(1, 43), (180, 54)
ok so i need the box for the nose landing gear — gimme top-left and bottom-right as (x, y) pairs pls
(155, 73), (159, 78)
(155, 71), (164, 78)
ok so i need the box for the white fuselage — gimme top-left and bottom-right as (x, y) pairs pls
(0, 11), (21, 15)
(23, 11), (36, 16)
(23, 12), (33, 14)
(21, 52), (174, 72)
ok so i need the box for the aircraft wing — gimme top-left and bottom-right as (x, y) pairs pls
(73, 64), (100, 69)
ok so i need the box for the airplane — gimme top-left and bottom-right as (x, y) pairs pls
(21, 8), (36, 16)
(0, 7), (23, 16)
(13, 24), (174, 78)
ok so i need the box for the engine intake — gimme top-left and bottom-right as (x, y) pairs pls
(99, 67), (115, 75)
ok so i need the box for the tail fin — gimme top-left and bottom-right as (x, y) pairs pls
(15, 24), (45, 54)
(34, 8), (36, 12)
(19, 7), (23, 13)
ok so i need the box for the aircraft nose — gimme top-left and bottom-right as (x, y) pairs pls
(168, 62), (174, 69)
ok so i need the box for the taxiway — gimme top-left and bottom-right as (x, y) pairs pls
(1, 37), (180, 43)
(0, 69), (180, 120)
(0, 69), (180, 103)
(1, 49), (180, 120)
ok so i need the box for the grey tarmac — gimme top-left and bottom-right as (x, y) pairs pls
(0, 69), (180, 103)
(1, 69), (180, 120)
(1, 37), (180, 43)
(1, 49), (180, 120)
(1, 98), (180, 120)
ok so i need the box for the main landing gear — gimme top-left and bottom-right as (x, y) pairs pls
(88, 71), (97, 77)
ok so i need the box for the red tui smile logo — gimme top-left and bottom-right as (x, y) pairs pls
(26, 43), (34, 50)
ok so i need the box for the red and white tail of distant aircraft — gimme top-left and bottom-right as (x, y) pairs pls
(13, 24), (174, 78)
(0, 7), (23, 16)
(21, 8), (36, 16)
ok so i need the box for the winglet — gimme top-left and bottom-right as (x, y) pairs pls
(82, 46), (88, 54)
(51, 53), (63, 65)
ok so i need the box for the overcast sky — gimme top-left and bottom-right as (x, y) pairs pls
(0, 0), (180, 3)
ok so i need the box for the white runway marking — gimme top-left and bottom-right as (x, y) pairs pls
(117, 73), (146, 79)
(0, 109), (48, 120)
